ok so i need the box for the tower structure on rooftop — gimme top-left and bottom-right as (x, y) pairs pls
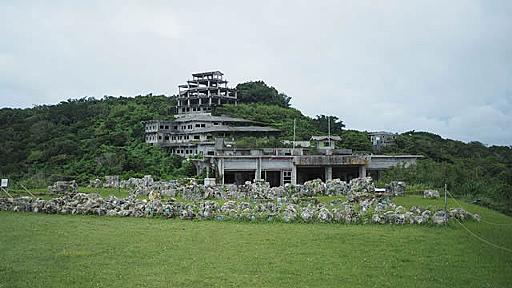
(176, 71), (237, 116)
(144, 71), (279, 157)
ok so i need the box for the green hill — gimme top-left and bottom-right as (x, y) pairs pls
(0, 84), (511, 214)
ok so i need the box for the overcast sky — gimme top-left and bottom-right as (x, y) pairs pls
(1, 1), (511, 145)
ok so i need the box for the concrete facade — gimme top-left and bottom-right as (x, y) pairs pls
(144, 71), (279, 157)
(144, 71), (423, 183)
(369, 131), (398, 152)
(202, 144), (422, 186)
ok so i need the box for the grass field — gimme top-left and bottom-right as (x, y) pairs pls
(1, 195), (511, 287)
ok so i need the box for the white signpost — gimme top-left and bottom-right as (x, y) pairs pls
(0, 178), (11, 197)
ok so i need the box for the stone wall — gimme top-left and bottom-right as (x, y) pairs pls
(1, 178), (480, 225)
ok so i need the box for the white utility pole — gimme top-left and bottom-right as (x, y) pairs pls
(292, 118), (296, 154)
(328, 116), (331, 148)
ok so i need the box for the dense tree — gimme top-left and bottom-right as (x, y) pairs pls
(215, 103), (321, 140)
(236, 81), (291, 107)
(0, 95), (186, 185)
(312, 115), (345, 134)
(379, 131), (512, 215)
(339, 130), (372, 152)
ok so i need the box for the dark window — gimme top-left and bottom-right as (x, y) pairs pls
(194, 135), (200, 140)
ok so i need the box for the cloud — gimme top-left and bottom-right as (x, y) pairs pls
(0, 0), (510, 145)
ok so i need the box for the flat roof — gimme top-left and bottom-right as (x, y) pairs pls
(192, 71), (224, 77)
(173, 114), (257, 123)
(178, 126), (280, 133)
(370, 154), (424, 158)
(311, 136), (342, 141)
(368, 131), (397, 136)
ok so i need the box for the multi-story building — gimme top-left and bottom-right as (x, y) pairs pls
(145, 71), (422, 185)
(144, 71), (279, 157)
(176, 71), (237, 115)
(369, 131), (398, 152)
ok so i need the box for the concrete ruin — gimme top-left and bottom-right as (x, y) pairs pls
(145, 71), (423, 186)
(48, 181), (77, 195)
(144, 71), (279, 157)
(199, 138), (421, 186)
(369, 131), (398, 152)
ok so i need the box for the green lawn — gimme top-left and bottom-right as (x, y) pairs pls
(1, 196), (511, 287)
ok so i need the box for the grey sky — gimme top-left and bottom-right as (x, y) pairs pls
(1, 0), (511, 145)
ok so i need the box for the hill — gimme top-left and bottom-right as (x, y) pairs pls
(0, 84), (511, 214)
(0, 96), (195, 185)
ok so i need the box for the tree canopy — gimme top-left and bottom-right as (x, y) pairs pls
(236, 81), (291, 107)
(0, 95), (194, 185)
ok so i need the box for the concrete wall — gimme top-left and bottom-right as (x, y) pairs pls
(367, 155), (419, 170)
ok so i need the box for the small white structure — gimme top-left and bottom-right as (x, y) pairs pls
(204, 178), (216, 187)
(0, 179), (8, 188)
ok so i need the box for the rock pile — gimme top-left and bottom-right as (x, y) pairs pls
(386, 181), (406, 196)
(424, 190), (440, 199)
(48, 181), (77, 195)
(89, 178), (102, 188)
(104, 175), (120, 188)
(13, 177), (480, 225)
(0, 192), (480, 225)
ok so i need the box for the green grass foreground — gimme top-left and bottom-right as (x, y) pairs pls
(1, 197), (512, 287)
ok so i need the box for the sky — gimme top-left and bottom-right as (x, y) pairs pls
(0, 0), (511, 145)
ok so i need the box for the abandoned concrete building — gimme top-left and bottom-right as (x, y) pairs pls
(145, 71), (422, 185)
(144, 71), (279, 157)
(369, 131), (398, 152)
(200, 138), (420, 186)
(176, 71), (238, 115)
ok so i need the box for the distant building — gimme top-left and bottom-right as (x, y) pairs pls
(369, 131), (398, 151)
(144, 71), (279, 157)
(310, 135), (342, 151)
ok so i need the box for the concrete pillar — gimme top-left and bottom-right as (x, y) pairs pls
(255, 158), (262, 181)
(291, 165), (297, 185)
(359, 165), (367, 178)
(325, 166), (333, 181)
(219, 158), (225, 185)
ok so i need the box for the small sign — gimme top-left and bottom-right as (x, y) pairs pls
(1, 179), (8, 188)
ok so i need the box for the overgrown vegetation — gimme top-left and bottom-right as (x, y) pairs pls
(0, 96), (195, 186)
(1, 81), (510, 216)
(379, 132), (512, 215)
(236, 81), (291, 107)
